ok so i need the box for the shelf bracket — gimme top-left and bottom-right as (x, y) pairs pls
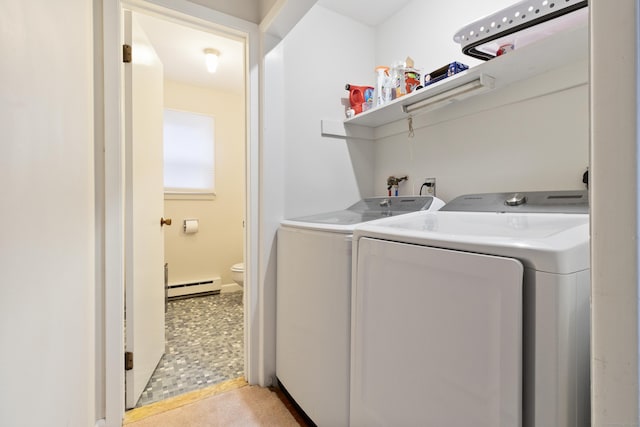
(321, 119), (374, 140)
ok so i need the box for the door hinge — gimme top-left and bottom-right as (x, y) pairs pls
(122, 44), (132, 63)
(125, 351), (134, 370)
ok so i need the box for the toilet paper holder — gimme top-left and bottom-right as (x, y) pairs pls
(183, 219), (199, 234)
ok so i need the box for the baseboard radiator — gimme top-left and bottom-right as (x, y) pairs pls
(167, 277), (222, 299)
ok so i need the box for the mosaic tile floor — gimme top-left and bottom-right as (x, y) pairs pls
(135, 292), (244, 407)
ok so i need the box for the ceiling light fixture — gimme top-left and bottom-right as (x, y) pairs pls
(204, 48), (220, 73)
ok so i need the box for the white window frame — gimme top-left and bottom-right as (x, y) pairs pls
(163, 108), (216, 200)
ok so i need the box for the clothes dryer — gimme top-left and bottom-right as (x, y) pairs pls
(350, 191), (589, 427)
(276, 196), (444, 427)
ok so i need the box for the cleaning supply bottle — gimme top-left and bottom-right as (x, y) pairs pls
(404, 56), (421, 94)
(374, 66), (389, 107)
(390, 61), (407, 100)
(382, 73), (394, 104)
(345, 84), (374, 115)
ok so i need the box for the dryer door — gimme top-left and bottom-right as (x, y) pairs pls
(351, 237), (523, 427)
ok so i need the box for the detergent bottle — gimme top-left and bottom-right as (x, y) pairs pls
(345, 84), (374, 115)
(404, 56), (421, 94)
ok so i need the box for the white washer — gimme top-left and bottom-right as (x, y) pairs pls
(350, 191), (590, 427)
(276, 196), (444, 427)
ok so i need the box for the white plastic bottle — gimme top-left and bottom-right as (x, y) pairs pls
(374, 66), (389, 107)
(390, 61), (407, 99)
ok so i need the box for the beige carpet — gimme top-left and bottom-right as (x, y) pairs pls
(124, 378), (300, 427)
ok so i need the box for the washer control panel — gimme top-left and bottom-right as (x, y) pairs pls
(505, 193), (527, 206)
(441, 190), (588, 213)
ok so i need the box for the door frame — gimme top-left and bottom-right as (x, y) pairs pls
(101, 0), (261, 423)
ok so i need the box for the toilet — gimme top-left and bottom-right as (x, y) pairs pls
(231, 262), (244, 287)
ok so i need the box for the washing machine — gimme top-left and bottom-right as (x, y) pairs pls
(276, 195), (444, 427)
(350, 191), (590, 427)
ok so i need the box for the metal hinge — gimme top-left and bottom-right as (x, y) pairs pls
(125, 351), (133, 370)
(122, 44), (132, 63)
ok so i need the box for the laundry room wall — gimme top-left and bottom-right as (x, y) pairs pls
(280, 5), (376, 218)
(370, 0), (589, 202)
(1, 1), (95, 425)
(163, 79), (245, 285)
(375, 0), (515, 72)
(372, 76), (588, 202)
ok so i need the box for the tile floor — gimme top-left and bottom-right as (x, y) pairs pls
(135, 291), (244, 407)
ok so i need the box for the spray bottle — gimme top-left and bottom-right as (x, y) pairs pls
(374, 66), (389, 108)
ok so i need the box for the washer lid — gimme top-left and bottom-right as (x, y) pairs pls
(353, 210), (589, 273)
(281, 196), (444, 232)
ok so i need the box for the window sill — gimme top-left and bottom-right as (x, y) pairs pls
(164, 192), (216, 201)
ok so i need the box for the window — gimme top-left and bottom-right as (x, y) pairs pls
(163, 109), (215, 196)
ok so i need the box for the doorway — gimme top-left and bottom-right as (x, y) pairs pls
(126, 9), (247, 408)
(103, 0), (261, 422)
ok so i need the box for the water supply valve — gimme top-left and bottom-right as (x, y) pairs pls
(387, 175), (408, 196)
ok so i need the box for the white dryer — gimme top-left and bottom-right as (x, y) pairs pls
(276, 196), (444, 427)
(350, 191), (590, 427)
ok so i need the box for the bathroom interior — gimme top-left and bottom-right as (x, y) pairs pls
(130, 11), (247, 408)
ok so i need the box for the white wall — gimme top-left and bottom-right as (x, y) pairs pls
(0, 1), (95, 426)
(373, 70), (589, 200)
(163, 80), (245, 285)
(375, 0), (515, 72)
(591, 0), (639, 423)
(281, 5), (376, 218)
(258, 35), (286, 386)
(258, 0), (279, 21)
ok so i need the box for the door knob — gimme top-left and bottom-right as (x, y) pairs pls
(160, 217), (172, 226)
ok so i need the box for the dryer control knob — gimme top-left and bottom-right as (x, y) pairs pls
(505, 193), (527, 206)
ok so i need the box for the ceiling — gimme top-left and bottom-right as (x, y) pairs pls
(135, 12), (245, 94)
(317, 0), (414, 26)
(134, 1), (413, 93)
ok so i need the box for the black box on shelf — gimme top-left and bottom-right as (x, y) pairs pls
(424, 62), (469, 87)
